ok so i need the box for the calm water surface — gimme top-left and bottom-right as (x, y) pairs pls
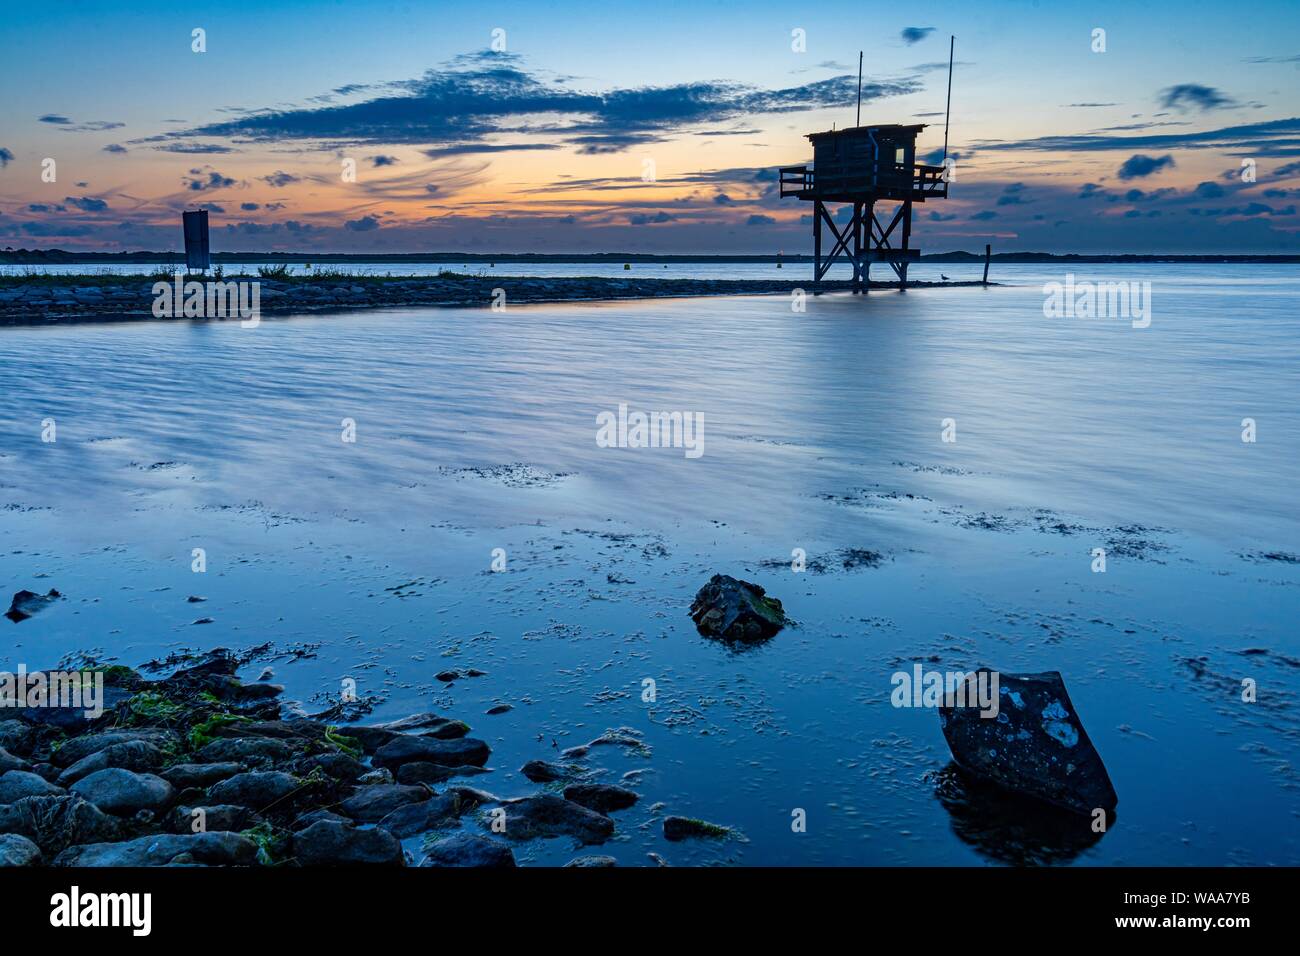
(0, 265), (1296, 865)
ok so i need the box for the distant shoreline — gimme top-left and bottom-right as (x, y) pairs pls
(3, 250), (1299, 266)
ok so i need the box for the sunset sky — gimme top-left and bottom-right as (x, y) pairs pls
(1, 0), (1298, 254)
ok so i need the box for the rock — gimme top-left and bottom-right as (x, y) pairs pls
(338, 784), (428, 823)
(520, 759), (583, 783)
(491, 794), (614, 845)
(394, 761), (486, 786)
(54, 831), (258, 867)
(563, 783), (639, 814)
(421, 833), (516, 868)
(69, 768), (174, 816)
(0, 749), (26, 774)
(486, 704), (512, 715)
(290, 809), (351, 831)
(0, 795), (122, 855)
(169, 804), (263, 834)
(196, 737), (292, 766)
(4, 588), (62, 623)
(369, 713), (470, 739)
(161, 762), (244, 790)
(376, 793), (468, 837)
(0, 770), (65, 802)
(10, 681), (134, 732)
(207, 771), (301, 811)
(372, 735), (490, 770)
(56, 740), (164, 787)
(689, 574), (787, 643)
(0, 722), (37, 757)
(0, 833), (41, 866)
(564, 855), (617, 867)
(291, 820), (403, 866)
(435, 670), (459, 682)
(356, 768), (394, 786)
(937, 669), (1118, 815)
(292, 752), (367, 782)
(663, 816), (731, 841)
(51, 729), (180, 768)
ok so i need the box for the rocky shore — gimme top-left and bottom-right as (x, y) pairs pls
(0, 272), (991, 324)
(0, 647), (736, 867)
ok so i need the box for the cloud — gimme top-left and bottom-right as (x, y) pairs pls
(971, 210), (998, 220)
(0, 147), (13, 167)
(261, 170), (300, 187)
(369, 154), (399, 166)
(155, 143), (237, 154)
(627, 211), (677, 224)
(39, 114), (124, 132)
(64, 196), (108, 212)
(184, 169), (237, 191)
(241, 202), (261, 211)
(1117, 154), (1176, 179)
(160, 52), (918, 155)
(900, 27), (935, 45)
(1273, 161), (1300, 178)
(1064, 102), (1118, 108)
(422, 143), (559, 158)
(102, 144), (127, 153)
(345, 215), (380, 231)
(1193, 181), (1226, 199)
(974, 117), (1300, 157)
(1158, 84), (1236, 112)
(746, 214), (776, 225)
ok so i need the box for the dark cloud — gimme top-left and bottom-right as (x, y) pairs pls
(1158, 84), (1236, 112)
(0, 147), (13, 167)
(1117, 154), (1176, 179)
(155, 143), (237, 154)
(241, 202), (261, 211)
(102, 144), (127, 153)
(422, 143), (560, 158)
(900, 27), (935, 45)
(345, 215), (380, 231)
(261, 170), (300, 187)
(64, 196), (108, 212)
(161, 52), (917, 155)
(38, 114), (71, 124)
(40, 114), (123, 132)
(627, 211), (677, 224)
(184, 169), (237, 191)
(1193, 181), (1226, 199)
(746, 214), (776, 225)
(369, 154), (399, 166)
(975, 116), (1300, 156)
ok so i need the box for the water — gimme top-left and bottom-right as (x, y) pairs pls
(1, 265), (1296, 866)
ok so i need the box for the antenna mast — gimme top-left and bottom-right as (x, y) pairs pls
(855, 51), (863, 126)
(942, 35), (955, 162)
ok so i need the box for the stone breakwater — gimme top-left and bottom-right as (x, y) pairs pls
(0, 274), (990, 324)
(0, 648), (736, 867)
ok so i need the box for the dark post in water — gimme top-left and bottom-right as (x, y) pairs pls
(182, 209), (210, 274)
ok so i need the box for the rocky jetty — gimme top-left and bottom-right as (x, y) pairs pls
(0, 647), (733, 866)
(0, 273), (987, 325)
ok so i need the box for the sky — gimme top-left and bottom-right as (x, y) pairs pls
(1, 0), (1298, 254)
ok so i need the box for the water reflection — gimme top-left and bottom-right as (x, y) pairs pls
(931, 763), (1113, 866)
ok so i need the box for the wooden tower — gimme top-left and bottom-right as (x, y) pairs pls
(779, 124), (949, 292)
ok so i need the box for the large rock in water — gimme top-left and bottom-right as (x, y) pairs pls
(938, 670), (1117, 815)
(689, 574), (786, 643)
